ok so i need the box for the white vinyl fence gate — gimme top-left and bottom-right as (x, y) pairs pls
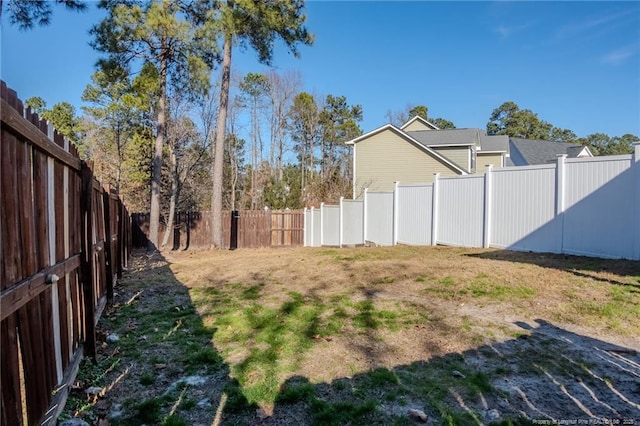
(304, 145), (640, 260)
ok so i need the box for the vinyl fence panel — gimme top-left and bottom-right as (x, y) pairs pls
(304, 209), (312, 246)
(437, 175), (484, 247)
(342, 200), (364, 245)
(396, 184), (432, 245)
(311, 209), (321, 247)
(322, 205), (340, 246)
(366, 192), (394, 246)
(490, 165), (559, 252)
(563, 156), (634, 259)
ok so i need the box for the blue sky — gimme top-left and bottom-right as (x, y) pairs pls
(1, 1), (639, 138)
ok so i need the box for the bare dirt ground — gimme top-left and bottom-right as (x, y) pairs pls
(63, 245), (640, 425)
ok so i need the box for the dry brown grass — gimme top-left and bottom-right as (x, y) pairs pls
(168, 245), (639, 333)
(167, 245), (640, 387)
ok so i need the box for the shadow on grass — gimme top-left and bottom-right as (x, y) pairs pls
(64, 251), (640, 426)
(260, 319), (640, 425)
(466, 250), (640, 292)
(60, 251), (251, 426)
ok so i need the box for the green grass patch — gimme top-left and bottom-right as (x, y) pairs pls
(276, 382), (317, 404)
(192, 284), (426, 408)
(468, 273), (535, 300)
(440, 276), (455, 286)
(163, 415), (188, 426)
(310, 398), (377, 426)
(133, 397), (162, 424)
(222, 380), (256, 414)
(367, 367), (399, 386)
(139, 371), (155, 386)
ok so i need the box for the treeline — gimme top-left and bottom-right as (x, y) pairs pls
(12, 0), (315, 248)
(25, 69), (363, 213)
(385, 101), (639, 157)
(485, 101), (639, 156)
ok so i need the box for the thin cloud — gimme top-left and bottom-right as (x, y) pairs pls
(601, 45), (639, 66)
(493, 22), (533, 39)
(555, 8), (636, 40)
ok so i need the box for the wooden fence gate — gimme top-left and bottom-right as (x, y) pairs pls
(1, 81), (132, 426)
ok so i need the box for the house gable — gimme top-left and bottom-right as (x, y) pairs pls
(567, 146), (594, 158)
(400, 116), (439, 132)
(352, 126), (464, 196)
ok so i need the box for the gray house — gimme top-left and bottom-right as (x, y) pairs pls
(507, 138), (593, 166)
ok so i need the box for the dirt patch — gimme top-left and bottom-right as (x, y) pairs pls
(63, 246), (640, 425)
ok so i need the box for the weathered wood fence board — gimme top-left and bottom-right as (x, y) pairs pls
(132, 210), (304, 249)
(1, 81), (131, 426)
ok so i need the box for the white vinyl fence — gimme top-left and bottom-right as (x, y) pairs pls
(342, 199), (364, 245)
(303, 144), (640, 260)
(396, 184), (433, 245)
(437, 175), (485, 247)
(365, 192), (394, 246)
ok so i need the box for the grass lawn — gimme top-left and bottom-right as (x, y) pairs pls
(62, 245), (640, 425)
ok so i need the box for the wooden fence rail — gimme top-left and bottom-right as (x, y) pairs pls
(132, 210), (304, 249)
(1, 81), (132, 426)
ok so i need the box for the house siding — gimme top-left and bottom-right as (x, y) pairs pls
(354, 129), (460, 196)
(477, 153), (504, 169)
(432, 146), (470, 172)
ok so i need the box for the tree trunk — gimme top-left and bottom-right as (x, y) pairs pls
(277, 111), (284, 181)
(161, 141), (178, 248)
(115, 126), (122, 195)
(230, 138), (238, 210)
(270, 104), (276, 178)
(149, 51), (167, 250)
(211, 33), (232, 248)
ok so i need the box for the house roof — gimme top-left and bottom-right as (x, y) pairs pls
(345, 124), (468, 175)
(507, 137), (593, 166)
(400, 116), (439, 130)
(406, 129), (509, 154)
(478, 133), (509, 153)
(406, 128), (479, 147)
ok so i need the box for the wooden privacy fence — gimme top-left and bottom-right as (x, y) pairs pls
(132, 210), (304, 249)
(1, 81), (132, 426)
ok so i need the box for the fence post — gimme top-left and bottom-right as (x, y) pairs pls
(303, 207), (307, 247)
(117, 200), (124, 278)
(339, 197), (344, 248)
(483, 165), (493, 248)
(431, 174), (439, 246)
(102, 187), (114, 304)
(229, 210), (238, 250)
(310, 207), (315, 247)
(556, 154), (567, 254)
(363, 188), (368, 243)
(633, 143), (640, 260)
(320, 202), (325, 246)
(393, 181), (399, 245)
(46, 146), (64, 385)
(80, 162), (96, 360)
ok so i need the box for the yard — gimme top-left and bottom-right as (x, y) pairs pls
(62, 246), (640, 425)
